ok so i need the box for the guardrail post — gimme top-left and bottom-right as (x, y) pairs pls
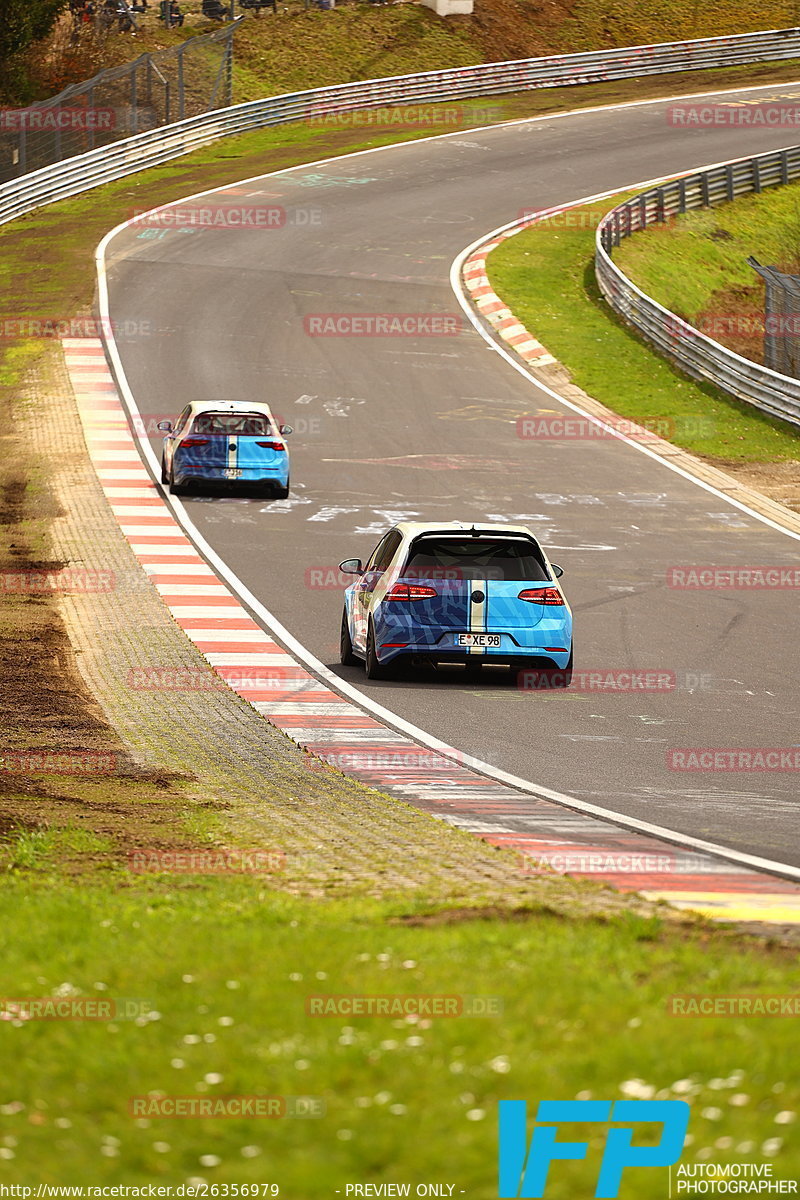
(782, 150), (790, 185)
(726, 164), (734, 201)
(657, 187), (665, 223)
(701, 173), (710, 206)
(753, 158), (761, 193)
(678, 177), (686, 214)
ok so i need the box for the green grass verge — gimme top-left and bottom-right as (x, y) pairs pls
(614, 178), (800, 319)
(0, 880), (798, 1188)
(487, 193), (800, 463)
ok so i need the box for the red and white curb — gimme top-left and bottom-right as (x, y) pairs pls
(462, 215), (558, 367)
(65, 336), (800, 924)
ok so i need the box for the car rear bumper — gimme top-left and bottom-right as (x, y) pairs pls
(374, 624), (571, 666)
(376, 639), (572, 669)
(174, 463), (289, 486)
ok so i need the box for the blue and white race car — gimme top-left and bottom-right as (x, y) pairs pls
(158, 400), (292, 496)
(339, 521), (573, 681)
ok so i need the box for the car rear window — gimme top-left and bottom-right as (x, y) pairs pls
(403, 537), (549, 582)
(191, 413), (272, 435)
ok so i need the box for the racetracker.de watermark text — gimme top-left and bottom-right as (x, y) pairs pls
(303, 313), (462, 336)
(667, 749), (800, 771)
(305, 994), (501, 1016)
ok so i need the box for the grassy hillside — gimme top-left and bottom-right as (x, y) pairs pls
(15, 0), (800, 106)
(614, 180), (800, 366)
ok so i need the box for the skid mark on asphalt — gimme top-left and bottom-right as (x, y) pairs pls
(65, 336), (800, 925)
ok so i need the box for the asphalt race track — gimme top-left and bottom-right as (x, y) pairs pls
(103, 83), (800, 869)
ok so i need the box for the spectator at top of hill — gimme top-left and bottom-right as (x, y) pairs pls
(202, 0), (231, 18)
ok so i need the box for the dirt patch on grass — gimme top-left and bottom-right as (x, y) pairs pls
(711, 457), (800, 512)
(393, 902), (800, 950)
(0, 790), (229, 878)
(0, 385), (232, 878)
(390, 903), (567, 925)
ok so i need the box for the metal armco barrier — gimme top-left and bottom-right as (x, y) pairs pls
(2, 27), (800, 228)
(596, 147), (800, 428)
(0, 22), (240, 185)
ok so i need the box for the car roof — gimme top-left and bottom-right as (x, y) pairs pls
(186, 400), (275, 417)
(394, 521), (540, 539)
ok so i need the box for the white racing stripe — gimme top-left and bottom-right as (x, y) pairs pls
(468, 577), (487, 656)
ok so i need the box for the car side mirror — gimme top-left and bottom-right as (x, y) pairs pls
(338, 559), (363, 575)
(156, 420), (173, 432)
(279, 424), (293, 436)
(551, 563), (564, 578)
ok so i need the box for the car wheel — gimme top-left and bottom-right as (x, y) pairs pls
(274, 476), (290, 500)
(365, 621), (389, 681)
(168, 459), (187, 497)
(160, 454), (168, 484)
(340, 609), (357, 666)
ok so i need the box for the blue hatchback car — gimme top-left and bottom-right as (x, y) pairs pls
(158, 401), (292, 497)
(339, 521), (573, 682)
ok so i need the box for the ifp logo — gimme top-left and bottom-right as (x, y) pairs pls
(498, 1099), (689, 1198)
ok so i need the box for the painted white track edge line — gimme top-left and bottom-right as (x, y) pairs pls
(452, 202), (800, 543)
(94, 104), (800, 886)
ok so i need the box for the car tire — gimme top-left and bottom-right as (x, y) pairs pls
(274, 476), (290, 500)
(365, 621), (390, 681)
(160, 454), (168, 484)
(168, 460), (187, 496)
(340, 609), (358, 666)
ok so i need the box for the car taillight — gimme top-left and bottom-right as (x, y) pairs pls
(518, 587), (564, 605)
(256, 441), (286, 451)
(181, 438), (210, 449)
(384, 583), (438, 601)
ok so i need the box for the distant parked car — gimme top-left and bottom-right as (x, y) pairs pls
(158, 400), (291, 497)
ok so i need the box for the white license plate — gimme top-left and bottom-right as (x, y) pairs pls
(222, 468), (243, 479)
(457, 633), (501, 648)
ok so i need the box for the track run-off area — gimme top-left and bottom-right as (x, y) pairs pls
(93, 80), (800, 917)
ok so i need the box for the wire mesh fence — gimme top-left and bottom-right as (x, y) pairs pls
(748, 257), (800, 379)
(0, 20), (239, 184)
